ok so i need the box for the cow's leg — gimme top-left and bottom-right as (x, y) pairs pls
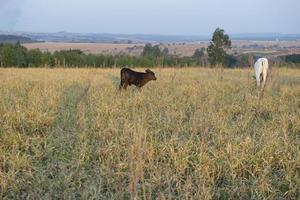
(119, 79), (124, 90)
(261, 69), (268, 89)
(123, 81), (129, 90)
(260, 73), (263, 85)
(256, 73), (261, 88)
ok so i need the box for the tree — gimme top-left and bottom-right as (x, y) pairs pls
(141, 43), (163, 58)
(27, 49), (43, 67)
(193, 48), (205, 58)
(41, 52), (55, 67)
(14, 42), (27, 67)
(162, 47), (169, 56)
(236, 54), (254, 68)
(0, 43), (14, 67)
(207, 28), (231, 67)
(0, 42), (27, 67)
(192, 48), (206, 66)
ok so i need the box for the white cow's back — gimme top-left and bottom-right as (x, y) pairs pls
(254, 58), (269, 88)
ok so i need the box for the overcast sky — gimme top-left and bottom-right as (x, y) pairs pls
(1, 0), (300, 35)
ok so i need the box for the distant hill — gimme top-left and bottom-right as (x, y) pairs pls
(0, 34), (37, 43)
(230, 33), (300, 41)
(1, 31), (300, 43)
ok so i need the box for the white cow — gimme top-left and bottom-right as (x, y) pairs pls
(254, 58), (269, 89)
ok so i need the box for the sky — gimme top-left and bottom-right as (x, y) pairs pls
(1, 0), (300, 35)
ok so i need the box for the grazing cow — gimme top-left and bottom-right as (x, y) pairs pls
(119, 68), (157, 90)
(254, 58), (269, 89)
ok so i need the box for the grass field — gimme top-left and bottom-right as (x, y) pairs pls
(0, 67), (299, 199)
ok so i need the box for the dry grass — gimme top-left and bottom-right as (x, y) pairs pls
(0, 67), (299, 199)
(23, 42), (144, 55)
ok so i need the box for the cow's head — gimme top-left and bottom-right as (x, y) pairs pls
(145, 69), (157, 80)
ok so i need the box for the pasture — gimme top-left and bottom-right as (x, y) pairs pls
(0, 67), (299, 199)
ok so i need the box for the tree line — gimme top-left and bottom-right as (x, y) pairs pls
(0, 42), (209, 68)
(0, 29), (299, 68)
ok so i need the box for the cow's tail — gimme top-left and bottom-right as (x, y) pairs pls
(119, 68), (126, 90)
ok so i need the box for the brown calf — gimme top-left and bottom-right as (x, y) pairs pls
(119, 68), (157, 90)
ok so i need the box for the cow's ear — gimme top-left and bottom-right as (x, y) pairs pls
(145, 69), (152, 73)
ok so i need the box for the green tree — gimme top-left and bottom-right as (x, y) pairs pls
(193, 48), (205, 58)
(141, 43), (163, 58)
(192, 48), (206, 66)
(236, 54), (254, 67)
(0, 42), (27, 67)
(41, 52), (55, 67)
(207, 28), (231, 67)
(14, 42), (27, 67)
(0, 43), (14, 67)
(162, 47), (169, 56)
(27, 49), (43, 67)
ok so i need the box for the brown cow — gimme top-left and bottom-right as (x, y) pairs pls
(119, 68), (157, 90)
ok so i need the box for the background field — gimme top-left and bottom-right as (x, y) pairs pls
(0, 67), (299, 199)
(23, 40), (300, 57)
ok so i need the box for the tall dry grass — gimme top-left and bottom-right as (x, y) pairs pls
(0, 67), (299, 199)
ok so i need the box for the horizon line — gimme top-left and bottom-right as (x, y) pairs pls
(1, 30), (300, 37)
